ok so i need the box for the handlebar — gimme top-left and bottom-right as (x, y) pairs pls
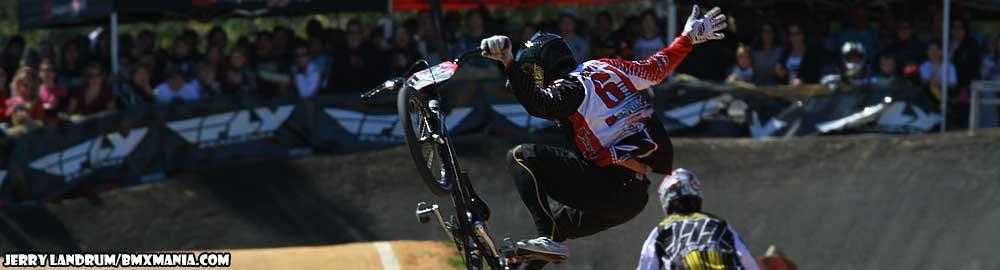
(360, 77), (404, 103)
(359, 49), (486, 103)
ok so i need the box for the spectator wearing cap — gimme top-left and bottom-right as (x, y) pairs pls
(154, 68), (201, 105)
(67, 64), (116, 117)
(292, 44), (322, 99)
(4, 67), (44, 121)
(558, 11), (589, 63)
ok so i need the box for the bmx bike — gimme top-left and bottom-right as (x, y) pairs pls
(361, 50), (562, 269)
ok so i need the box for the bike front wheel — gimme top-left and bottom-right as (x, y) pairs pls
(398, 85), (453, 197)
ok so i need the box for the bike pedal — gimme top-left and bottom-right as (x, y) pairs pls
(415, 202), (438, 224)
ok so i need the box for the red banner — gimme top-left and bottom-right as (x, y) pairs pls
(392, 0), (633, 11)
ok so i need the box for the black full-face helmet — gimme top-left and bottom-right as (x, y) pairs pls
(508, 32), (578, 92)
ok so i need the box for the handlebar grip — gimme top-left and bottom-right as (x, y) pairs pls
(360, 78), (402, 102)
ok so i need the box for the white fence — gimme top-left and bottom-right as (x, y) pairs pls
(969, 80), (1000, 132)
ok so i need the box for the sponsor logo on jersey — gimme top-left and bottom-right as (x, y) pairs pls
(324, 107), (473, 143)
(662, 218), (735, 263)
(30, 128), (148, 182)
(166, 105), (295, 149)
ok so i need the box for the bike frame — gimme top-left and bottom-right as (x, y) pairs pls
(419, 90), (507, 269)
(370, 49), (516, 269)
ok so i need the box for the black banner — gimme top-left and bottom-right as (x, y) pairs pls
(0, 79), (945, 205)
(157, 96), (312, 171)
(6, 107), (162, 200)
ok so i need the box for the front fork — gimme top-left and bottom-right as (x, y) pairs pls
(418, 98), (510, 269)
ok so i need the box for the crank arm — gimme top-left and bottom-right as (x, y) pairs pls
(474, 222), (502, 261)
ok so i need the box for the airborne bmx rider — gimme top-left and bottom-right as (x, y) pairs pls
(478, 5), (729, 267)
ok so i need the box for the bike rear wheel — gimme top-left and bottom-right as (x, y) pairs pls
(398, 85), (453, 197)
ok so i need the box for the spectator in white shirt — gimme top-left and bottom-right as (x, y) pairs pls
(920, 41), (958, 90)
(292, 44), (321, 99)
(154, 68), (201, 104)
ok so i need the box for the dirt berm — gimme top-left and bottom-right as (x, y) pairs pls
(2, 130), (999, 269)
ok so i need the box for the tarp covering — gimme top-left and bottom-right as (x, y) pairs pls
(392, 0), (635, 11)
(18, 0), (190, 30)
(18, 0), (389, 30)
(193, 0), (388, 17)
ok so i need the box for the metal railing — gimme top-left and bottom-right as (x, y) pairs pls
(969, 80), (1000, 133)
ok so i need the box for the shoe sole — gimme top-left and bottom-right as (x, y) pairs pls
(513, 246), (568, 262)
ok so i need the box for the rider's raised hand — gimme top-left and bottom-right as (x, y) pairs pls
(683, 5), (728, 44)
(481, 35), (514, 68)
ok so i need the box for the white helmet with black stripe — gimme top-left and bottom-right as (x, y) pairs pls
(657, 168), (702, 213)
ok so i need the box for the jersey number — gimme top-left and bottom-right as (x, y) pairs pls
(591, 72), (627, 108)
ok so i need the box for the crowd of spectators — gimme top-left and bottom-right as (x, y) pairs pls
(0, 4), (996, 135)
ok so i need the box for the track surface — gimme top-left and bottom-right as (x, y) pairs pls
(0, 241), (453, 270)
(2, 130), (1000, 269)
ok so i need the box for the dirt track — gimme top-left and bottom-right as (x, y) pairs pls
(3, 130), (1000, 269)
(227, 241), (454, 270)
(0, 241), (454, 270)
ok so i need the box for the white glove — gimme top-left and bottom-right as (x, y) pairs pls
(480, 35), (513, 67)
(683, 5), (728, 44)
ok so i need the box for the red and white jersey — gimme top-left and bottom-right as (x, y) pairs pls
(566, 36), (693, 168)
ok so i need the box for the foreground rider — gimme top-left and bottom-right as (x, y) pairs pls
(637, 169), (758, 270)
(479, 5), (729, 266)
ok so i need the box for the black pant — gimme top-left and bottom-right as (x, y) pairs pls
(506, 143), (649, 242)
